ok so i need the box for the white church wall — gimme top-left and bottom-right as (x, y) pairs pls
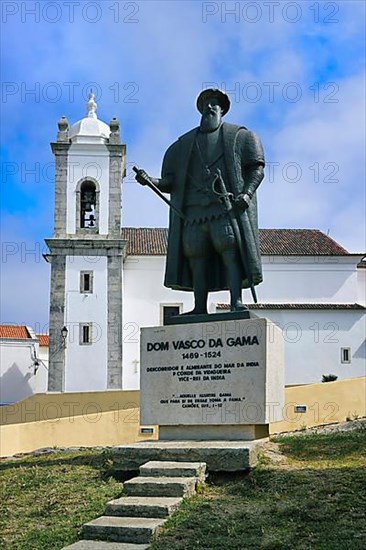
(258, 309), (365, 385)
(122, 254), (365, 389)
(66, 145), (110, 235)
(258, 256), (360, 303)
(358, 268), (366, 306)
(122, 256), (191, 389)
(64, 255), (108, 391)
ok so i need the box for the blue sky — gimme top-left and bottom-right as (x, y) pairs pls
(1, 0), (365, 329)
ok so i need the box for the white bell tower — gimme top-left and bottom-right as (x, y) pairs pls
(46, 93), (126, 392)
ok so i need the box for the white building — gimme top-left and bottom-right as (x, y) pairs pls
(45, 99), (365, 394)
(0, 326), (48, 404)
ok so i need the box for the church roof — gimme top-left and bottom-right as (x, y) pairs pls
(121, 228), (350, 256)
(69, 117), (110, 142)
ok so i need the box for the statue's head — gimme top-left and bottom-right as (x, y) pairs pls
(196, 89), (230, 116)
(196, 89), (230, 133)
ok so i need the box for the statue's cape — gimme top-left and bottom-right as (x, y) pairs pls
(161, 122), (264, 291)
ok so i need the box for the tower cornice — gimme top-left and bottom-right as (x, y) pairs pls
(106, 143), (126, 154)
(51, 142), (71, 154)
(45, 238), (127, 255)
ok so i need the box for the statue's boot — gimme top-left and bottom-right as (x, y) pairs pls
(221, 250), (248, 312)
(231, 299), (248, 312)
(183, 289), (208, 315)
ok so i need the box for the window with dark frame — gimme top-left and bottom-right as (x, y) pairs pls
(84, 273), (91, 292)
(80, 271), (93, 294)
(163, 305), (181, 325)
(79, 323), (92, 345)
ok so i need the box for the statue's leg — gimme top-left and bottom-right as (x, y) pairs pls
(221, 249), (247, 311)
(189, 257), (209, 314)
(210, 217), (247, 311)
(182, 222), (210, 314)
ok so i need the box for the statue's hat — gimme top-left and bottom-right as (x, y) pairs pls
(196, 88), (231, 115)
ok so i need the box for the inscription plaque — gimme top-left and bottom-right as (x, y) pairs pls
(140, 318), (284, 427)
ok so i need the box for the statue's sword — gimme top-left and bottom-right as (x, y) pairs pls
(133, 166), (185, 220)
(212, 168), (258, 303)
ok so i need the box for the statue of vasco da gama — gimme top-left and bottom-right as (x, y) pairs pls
(135, 88), (265, 315)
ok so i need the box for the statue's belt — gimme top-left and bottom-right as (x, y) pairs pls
(186, 172), (222, 206)
(183, 208), (226, 226)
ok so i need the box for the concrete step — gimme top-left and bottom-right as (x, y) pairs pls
(123, 476), (197, 498)
(105, 496), (182, 518)
(139, 460), (206, 481)
(82, 516), (166, 544)
(62, 541), (149, 549)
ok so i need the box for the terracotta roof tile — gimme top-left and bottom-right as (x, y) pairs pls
(258, 229), (349, 255)
(121, 228), (350, 256)
(217, 303), (366, 310)
(122, 227), (168, 255)
(36, 334), (49, 347)
(0, 325), (31, 339)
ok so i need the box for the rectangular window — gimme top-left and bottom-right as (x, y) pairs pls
(161, 304), (182, 325)
(79, 323), (92, 345)
(84, 274), (91, 292)
(80, 271), (93, 293)
(341, 347), (351, 363)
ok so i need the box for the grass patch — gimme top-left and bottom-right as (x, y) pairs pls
(150, 428), (366, 550)
(273, 429), (366, 467)
(0, 450), (122, 550)
(1, 429), (365, 549)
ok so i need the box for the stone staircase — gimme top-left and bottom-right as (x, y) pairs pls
(62, 460), (206, 549)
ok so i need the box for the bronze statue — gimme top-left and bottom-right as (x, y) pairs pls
(135, 89), (265, 315)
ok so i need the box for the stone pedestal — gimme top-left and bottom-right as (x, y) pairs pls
(158, 424), (269, 441)
(111, 440), (266, 472)
(140, 317), (284, 441)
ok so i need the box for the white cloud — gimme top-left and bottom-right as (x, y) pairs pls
(1, 0), (365, 324)
(259, 71), (365, 251)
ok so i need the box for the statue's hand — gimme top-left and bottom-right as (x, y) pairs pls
(135, 169), (150, 186)
(235, 193), (251, 211)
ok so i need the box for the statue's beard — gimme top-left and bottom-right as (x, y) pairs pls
(200, 111), (222, 133)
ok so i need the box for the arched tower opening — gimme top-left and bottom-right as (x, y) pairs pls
(76, 177), (100, 233)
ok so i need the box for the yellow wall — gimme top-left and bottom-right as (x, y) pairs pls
(0, 391), (156, 458)
(1, 378), (365, 457)
(270, 376), (366, 434)
(0, 390), (141, 425)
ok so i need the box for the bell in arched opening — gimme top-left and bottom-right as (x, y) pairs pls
(80, 181), (97, 228)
